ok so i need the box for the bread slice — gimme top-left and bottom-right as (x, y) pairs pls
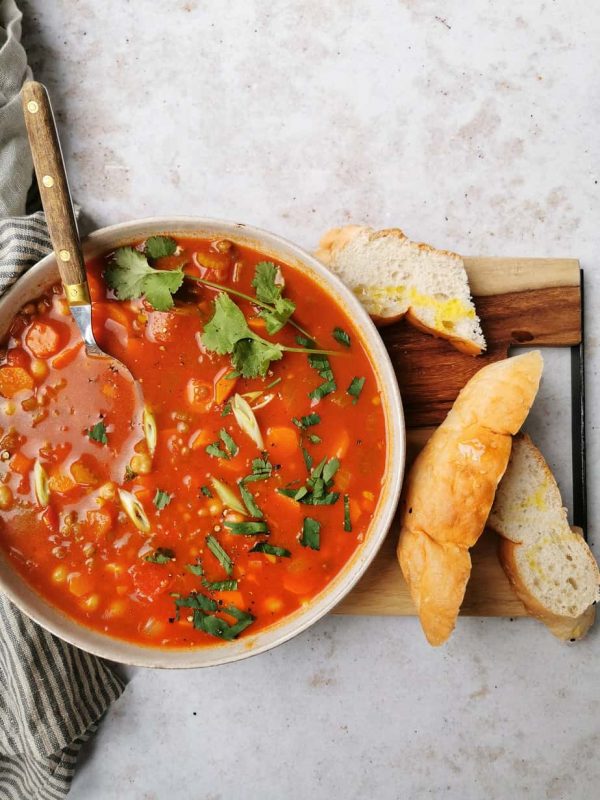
(397, 351), (543, 646)
(316, 226), (486, 355)
(489, 434), (599, 640)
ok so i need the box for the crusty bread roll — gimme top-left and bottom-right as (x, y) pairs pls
(397, 351), (544, 646)
(489, 434), (599, 640)
(316, 226), (485, 355)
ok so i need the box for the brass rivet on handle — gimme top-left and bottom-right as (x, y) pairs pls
(26, 100), (39, 114)
(59, 250), (71, 262)
(42, 175), (54, 188)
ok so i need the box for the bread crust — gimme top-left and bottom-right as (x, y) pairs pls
(316, 226), (485, 355)
(396, 352), (543, 645)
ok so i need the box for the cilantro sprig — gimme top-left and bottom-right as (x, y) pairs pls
(252, 261), (295, 334)
(105, 247), (184, 311)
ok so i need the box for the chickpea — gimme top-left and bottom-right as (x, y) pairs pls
(0, 484), (13, 510)
(52, 564), (68, 583)
(81, 594), (100, 612)
(30, 359), (49, 380)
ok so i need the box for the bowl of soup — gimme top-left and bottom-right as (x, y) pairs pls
(0, 218), (404, 667)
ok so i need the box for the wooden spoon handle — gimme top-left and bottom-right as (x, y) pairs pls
(21, 81), (90, 305)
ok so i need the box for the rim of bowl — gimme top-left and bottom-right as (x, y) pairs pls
(0, 217), (405, 668)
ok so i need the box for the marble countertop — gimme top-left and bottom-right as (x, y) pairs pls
(20, 1), (600, 798)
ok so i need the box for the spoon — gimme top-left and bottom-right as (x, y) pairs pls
(21, 81), (145, 475)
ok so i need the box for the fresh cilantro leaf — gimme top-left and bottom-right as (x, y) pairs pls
(205, 442), (229, 459)
(309, 379), (336, 402)
(308, 352), (333, 381)
(205, 534), (233, 575)
(87, 421), (108, 445)
(249, 542), (291, 558)
(343, 494), (352, 532)
(260, 296), (295, 334)
(201, 293), (253, 354)
(194, 605), (255, 640)
(200, 485), (212, 498)
(173, 591), (217, 620)
(243, 454), (273, 483)
(238, 481), (263, 518)
(293, 413), (321, 429)
(145, 547), (175, 564)
(223, 520), (269, 535)
(300, 517), (320, 550)
(153, 489), (171, 510)
(347, 376), (366, 404)
(219, 428), (238, 457)
(296, 334), (316, 348)
(232, 338), (283, 378)
(105, 247), (184, 311)
(332, 327), (351, 347)
(144, 235), (177, 259)
(252, 261), (282, 304)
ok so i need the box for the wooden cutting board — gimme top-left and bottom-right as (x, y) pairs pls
(334, 257), (582, 617)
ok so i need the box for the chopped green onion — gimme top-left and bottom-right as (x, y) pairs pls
(205, 534), (233, 575)
(231, 393), (264, 449)
(118, 488), (150, 533)
(210, 477), (246, 515)
(143, 406), (157, 456)
(33, 460), (49, 507)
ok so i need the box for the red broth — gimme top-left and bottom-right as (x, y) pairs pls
(0, 236), (386, 647)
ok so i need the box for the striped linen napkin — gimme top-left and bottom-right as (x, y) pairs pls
(0, 2), (126, 798)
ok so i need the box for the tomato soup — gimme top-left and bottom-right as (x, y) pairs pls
(0, 235), (386, 647)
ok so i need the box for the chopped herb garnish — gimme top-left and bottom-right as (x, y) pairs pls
(87, 421), (108, 445)
(205, 534), (233, 575)
(153, 489), (171, 510)
(300, 517), (320, 550)
(343, 494), (352, 532)
(323, 456), (340, 484)
(221, 402), (232, 417)
(205, 442), (229, 459)
(296, 334), (316, 348)
(200, 485), (212, 498)
(105, 247), (184, 311)
(186, 561), (204, 576)
(223, 520), (268, 536)
(308, 351), (334, 381)
(202, 578), (238, 592)
(193, 605), (255, 640)
(266, 377), (282, 389)
(219, 428), (238, 457)
(347, 377), (365, 404)
(242, 453), (273, 483)
(252, 262), (296, 334)
(124, 465), (137, 482)
(293, 413), (321, 429)
(277, 455), (340, 506)
(308, 433), (322, 444)
(249, 542), (291, 558)
(302, 446), (313, 472)
(224, 370), (239, 380)
(238, 481), (263, 518)
(173, 591), (217, 620)
(309, 379), (336, 402)
(144, 235), (177, 259)
(145, 547), (175, 564)
(332, 327), (351, 347)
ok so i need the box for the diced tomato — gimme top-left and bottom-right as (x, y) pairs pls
(0, 366), (34, 398)
(85, 508), (114, 539)
(130, 563), (172, 601)
(51, 342), (82, 370)
(265, 426), (299, 460)
(10, 451), (33, 475)
(41, 506), (58, 534)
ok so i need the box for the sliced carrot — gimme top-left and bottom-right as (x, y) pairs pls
(266, 426), (299, 460)
(217, 590), (244, 608)
(70, 456), (100, 487)
(213, 367), (238, 405)
(24, 320), (61, 359)
(283, 565), (321, 595)
(10, 451), (33, 475)
(190, 428), (212, 450)
(0, 366), (34, 398)
(51, 342), (83, 370)
(247, 316), (267, 332)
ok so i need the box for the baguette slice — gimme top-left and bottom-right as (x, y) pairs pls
(489, 434), (600, 640)
(316, 226), (485, 355)
(397, 351), (543, 646)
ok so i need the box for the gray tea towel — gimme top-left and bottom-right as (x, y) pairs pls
(0, 2), (125, 798)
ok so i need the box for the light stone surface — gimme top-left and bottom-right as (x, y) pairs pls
(17, 1), (600, 798)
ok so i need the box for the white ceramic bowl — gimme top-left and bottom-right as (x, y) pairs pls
(0, 218), (405, 668)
